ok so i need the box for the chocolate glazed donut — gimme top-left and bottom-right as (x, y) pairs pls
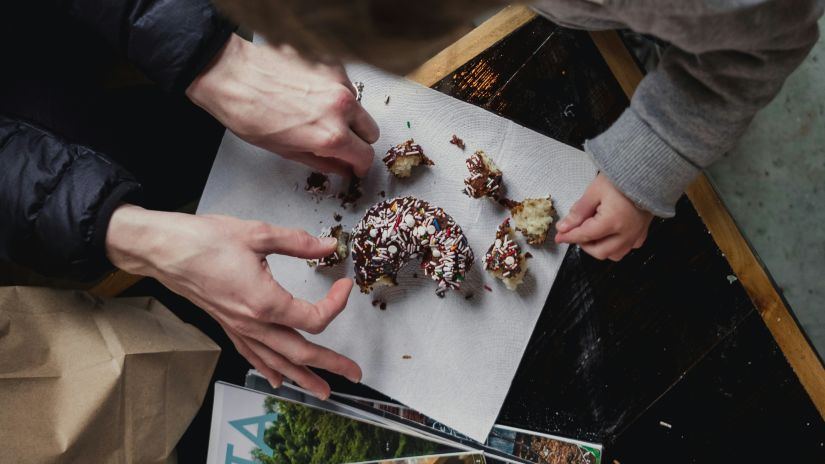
(351, 196), (474, 296)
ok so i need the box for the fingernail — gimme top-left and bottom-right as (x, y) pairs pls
(347, 374), (361, 384)
(322, 237), (338, 247)
(557, 218), (569, 229)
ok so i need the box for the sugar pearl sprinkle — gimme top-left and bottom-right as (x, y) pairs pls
(484, 218), (523, 278)
(351, 196), (474, 296)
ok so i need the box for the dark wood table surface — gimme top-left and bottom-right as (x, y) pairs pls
(110, 6), (825, 463)
(416, 8), (825, 463)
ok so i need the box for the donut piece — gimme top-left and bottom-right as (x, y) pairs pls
(307, 225), (350, 268)
(304, 172), (329, 194)
(338, 176), (363, 208)
(463, 150), (503, 201)
(509, 196), (555, 245)
(351, 196), (474, 296)
(484, 218), (531, 290)
(382, 139), (434, 178)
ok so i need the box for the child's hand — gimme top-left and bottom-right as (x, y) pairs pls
(555, 173), (653, 261)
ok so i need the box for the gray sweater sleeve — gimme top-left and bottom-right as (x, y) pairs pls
(581, 0), (823, 217)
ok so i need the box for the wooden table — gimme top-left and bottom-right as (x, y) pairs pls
(104, 6), (825, 462)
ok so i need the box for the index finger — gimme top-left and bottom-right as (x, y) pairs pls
(555, 215), (613, 244)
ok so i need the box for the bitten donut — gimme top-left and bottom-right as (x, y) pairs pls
(351, 196), (474, 296)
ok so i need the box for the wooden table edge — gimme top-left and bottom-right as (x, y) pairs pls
(90, 4), (825, 418)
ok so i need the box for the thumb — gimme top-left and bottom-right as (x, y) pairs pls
(279, 149), (352, 178)
(557, 184), (600, 233)
(249, 224), (337, 258)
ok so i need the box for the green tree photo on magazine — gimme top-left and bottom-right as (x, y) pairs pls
(252, 397), (438, 464)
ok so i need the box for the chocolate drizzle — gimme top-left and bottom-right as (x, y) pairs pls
(351, 196), (474, 296)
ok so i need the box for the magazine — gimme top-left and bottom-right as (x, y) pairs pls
(242, 372), (601, 464)
(207, 382), (474, 464)
(353, 452), (487, 464)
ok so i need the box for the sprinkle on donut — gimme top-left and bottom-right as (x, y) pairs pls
(484, 218), (531, 290)
(382, 139), (434, 178)
(307, 225), (350, 268)
(351, 196), (474, 296)
(463, 150), (503, 201)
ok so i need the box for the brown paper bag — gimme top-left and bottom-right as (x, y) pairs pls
(0, 287), (220, 463)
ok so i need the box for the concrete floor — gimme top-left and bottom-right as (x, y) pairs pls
(708, 17), (825, 358)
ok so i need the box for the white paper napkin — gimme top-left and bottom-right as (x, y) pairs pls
(197, 63), (597, 441)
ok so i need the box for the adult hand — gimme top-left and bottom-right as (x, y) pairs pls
(105, 204), (361, 399)
(555, 173), (653, 261)
(187, 33), (380, 177)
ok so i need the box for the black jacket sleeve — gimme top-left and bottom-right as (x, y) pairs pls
(0, 116), (141, 281)
(58, 0), (236, 92)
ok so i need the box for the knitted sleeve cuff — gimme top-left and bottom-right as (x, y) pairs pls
(584, 107), (701, 217)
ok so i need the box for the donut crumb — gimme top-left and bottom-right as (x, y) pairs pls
(305, 172), (329, 194)
(449, 134), (466, 150)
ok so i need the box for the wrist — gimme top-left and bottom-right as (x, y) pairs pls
(186, 33), (248, 122)
(105, 204), (173, 276)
